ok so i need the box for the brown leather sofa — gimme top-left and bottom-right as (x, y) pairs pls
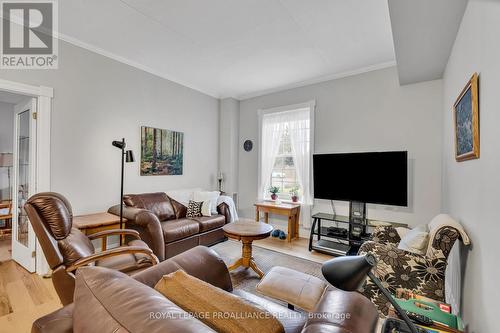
(25, 192), (159, 306)
(108, 192), (231, 261)
(33, 246), (379, 333)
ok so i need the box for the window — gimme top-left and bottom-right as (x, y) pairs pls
(259, 103), (312, 203)
(270, 126), (300, 200)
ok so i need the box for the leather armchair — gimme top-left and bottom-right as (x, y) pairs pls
(25, 192), (159, 306)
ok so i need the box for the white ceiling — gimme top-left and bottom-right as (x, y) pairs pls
(58, 0), (396, 99)
(388, 0), (468, 85)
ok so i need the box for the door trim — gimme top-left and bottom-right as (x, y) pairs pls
(0, 78), (53, 275)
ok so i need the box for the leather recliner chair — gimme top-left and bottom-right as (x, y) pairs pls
(25, 192), (159, 305)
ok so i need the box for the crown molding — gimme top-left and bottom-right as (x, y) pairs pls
(234, 61), (397, 100)
(58, 33), (396, 102)
(57, 33), (221, 99)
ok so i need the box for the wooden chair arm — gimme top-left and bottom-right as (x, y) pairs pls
(87, 229), (140, 241)
(66, 246), (159, 272)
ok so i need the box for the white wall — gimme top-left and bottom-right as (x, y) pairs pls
(219, 98), (240, 193)
(0, 41), (220, 214)
(441, 0), (500, 331)
(0, 102), (14, 199)
(238, 67), (443, 232)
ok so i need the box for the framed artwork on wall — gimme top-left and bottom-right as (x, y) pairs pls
(141, 126), (184, 175)
(454, 72), (479, 162)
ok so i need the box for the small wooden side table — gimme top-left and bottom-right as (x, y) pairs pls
(74, 212), (126, 251)
(254, 201), (300, 242)
(223, 219), (273, 278)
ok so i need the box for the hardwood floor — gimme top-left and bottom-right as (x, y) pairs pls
(0, 237), (330, 333)
(254, 236), (333, 263)
(0, 259), (60, 333)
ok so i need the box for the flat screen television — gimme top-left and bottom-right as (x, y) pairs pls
(313, 151), (408, 206)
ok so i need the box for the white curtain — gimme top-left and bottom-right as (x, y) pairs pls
(259, 106), (314, 228)
(288, 108), (313, 228)
(258, 112), (288, 200)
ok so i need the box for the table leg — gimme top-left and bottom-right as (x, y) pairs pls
(264, 212), (269, 224)
(255, 208), (260, 222)
(101, 237), (107, 251)
(287, 215), (293, 242)
(249, 259), (264, 278)
(228, 258), (243, 271)
(294, 209), (300, 239)
(227, 239), (264, 278)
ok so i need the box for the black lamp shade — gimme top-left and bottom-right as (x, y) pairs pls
(125, 150), (135, 163)
(112, 140), (125, 149)
(321, 254), (376, 291)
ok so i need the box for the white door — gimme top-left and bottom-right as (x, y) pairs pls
(11, 98), (37, 272)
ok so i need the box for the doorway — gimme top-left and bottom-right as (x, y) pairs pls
(0, 93), (36, 271)
(0, 79), (52, 275)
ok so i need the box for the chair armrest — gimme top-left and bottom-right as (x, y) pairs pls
(109, 205), (165, 261)
(133, 246), (233, 292)
(303, 289), (378, 333)
(66, 246), (159, 272)
(87, 228), (140, 241)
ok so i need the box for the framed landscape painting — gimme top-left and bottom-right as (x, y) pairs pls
(141, 126), (184, 175)
(454, 73), (479, 162)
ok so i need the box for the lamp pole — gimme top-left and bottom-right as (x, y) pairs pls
(119, 138), (125, 232)
(112, 138), (134, 246)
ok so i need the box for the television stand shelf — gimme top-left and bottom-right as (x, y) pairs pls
(308, 212), (408, 256)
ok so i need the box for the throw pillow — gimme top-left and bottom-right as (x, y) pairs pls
(186, 200), (203, 218)
(155, 270), (284, 333)
(395, 227), (411, 239)
(201, 201), (212, 217)
(194, 191), (220, 215)
(398, 224), (429, 255)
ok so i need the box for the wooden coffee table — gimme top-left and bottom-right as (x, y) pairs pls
(222, 219), (273, 278)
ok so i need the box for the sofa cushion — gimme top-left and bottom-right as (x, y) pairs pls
(123, 192), (176, 221)
(191, 215), (225, 232)
(73, 266), (215, 333)
(161, 219), (200, 243)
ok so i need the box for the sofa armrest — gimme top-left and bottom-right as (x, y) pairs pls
(301, 289), (378, 333)
(32, 303), (74, 333)
(371, 226), (401, 245)
(217, 202), (231, 223)
(132, 245), (233, 292)
(108, 205), (165, 261)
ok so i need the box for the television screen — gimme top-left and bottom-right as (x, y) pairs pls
(313, 151), (408, 206)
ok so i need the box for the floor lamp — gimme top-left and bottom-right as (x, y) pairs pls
(112, 139), (135, 245)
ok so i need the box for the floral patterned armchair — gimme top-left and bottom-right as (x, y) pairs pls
(358, 215), (469, 316)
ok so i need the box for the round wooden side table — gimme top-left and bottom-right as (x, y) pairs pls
(222, 219), (273, 278)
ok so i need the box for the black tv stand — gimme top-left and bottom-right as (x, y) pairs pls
(308, 213), (408, 256)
